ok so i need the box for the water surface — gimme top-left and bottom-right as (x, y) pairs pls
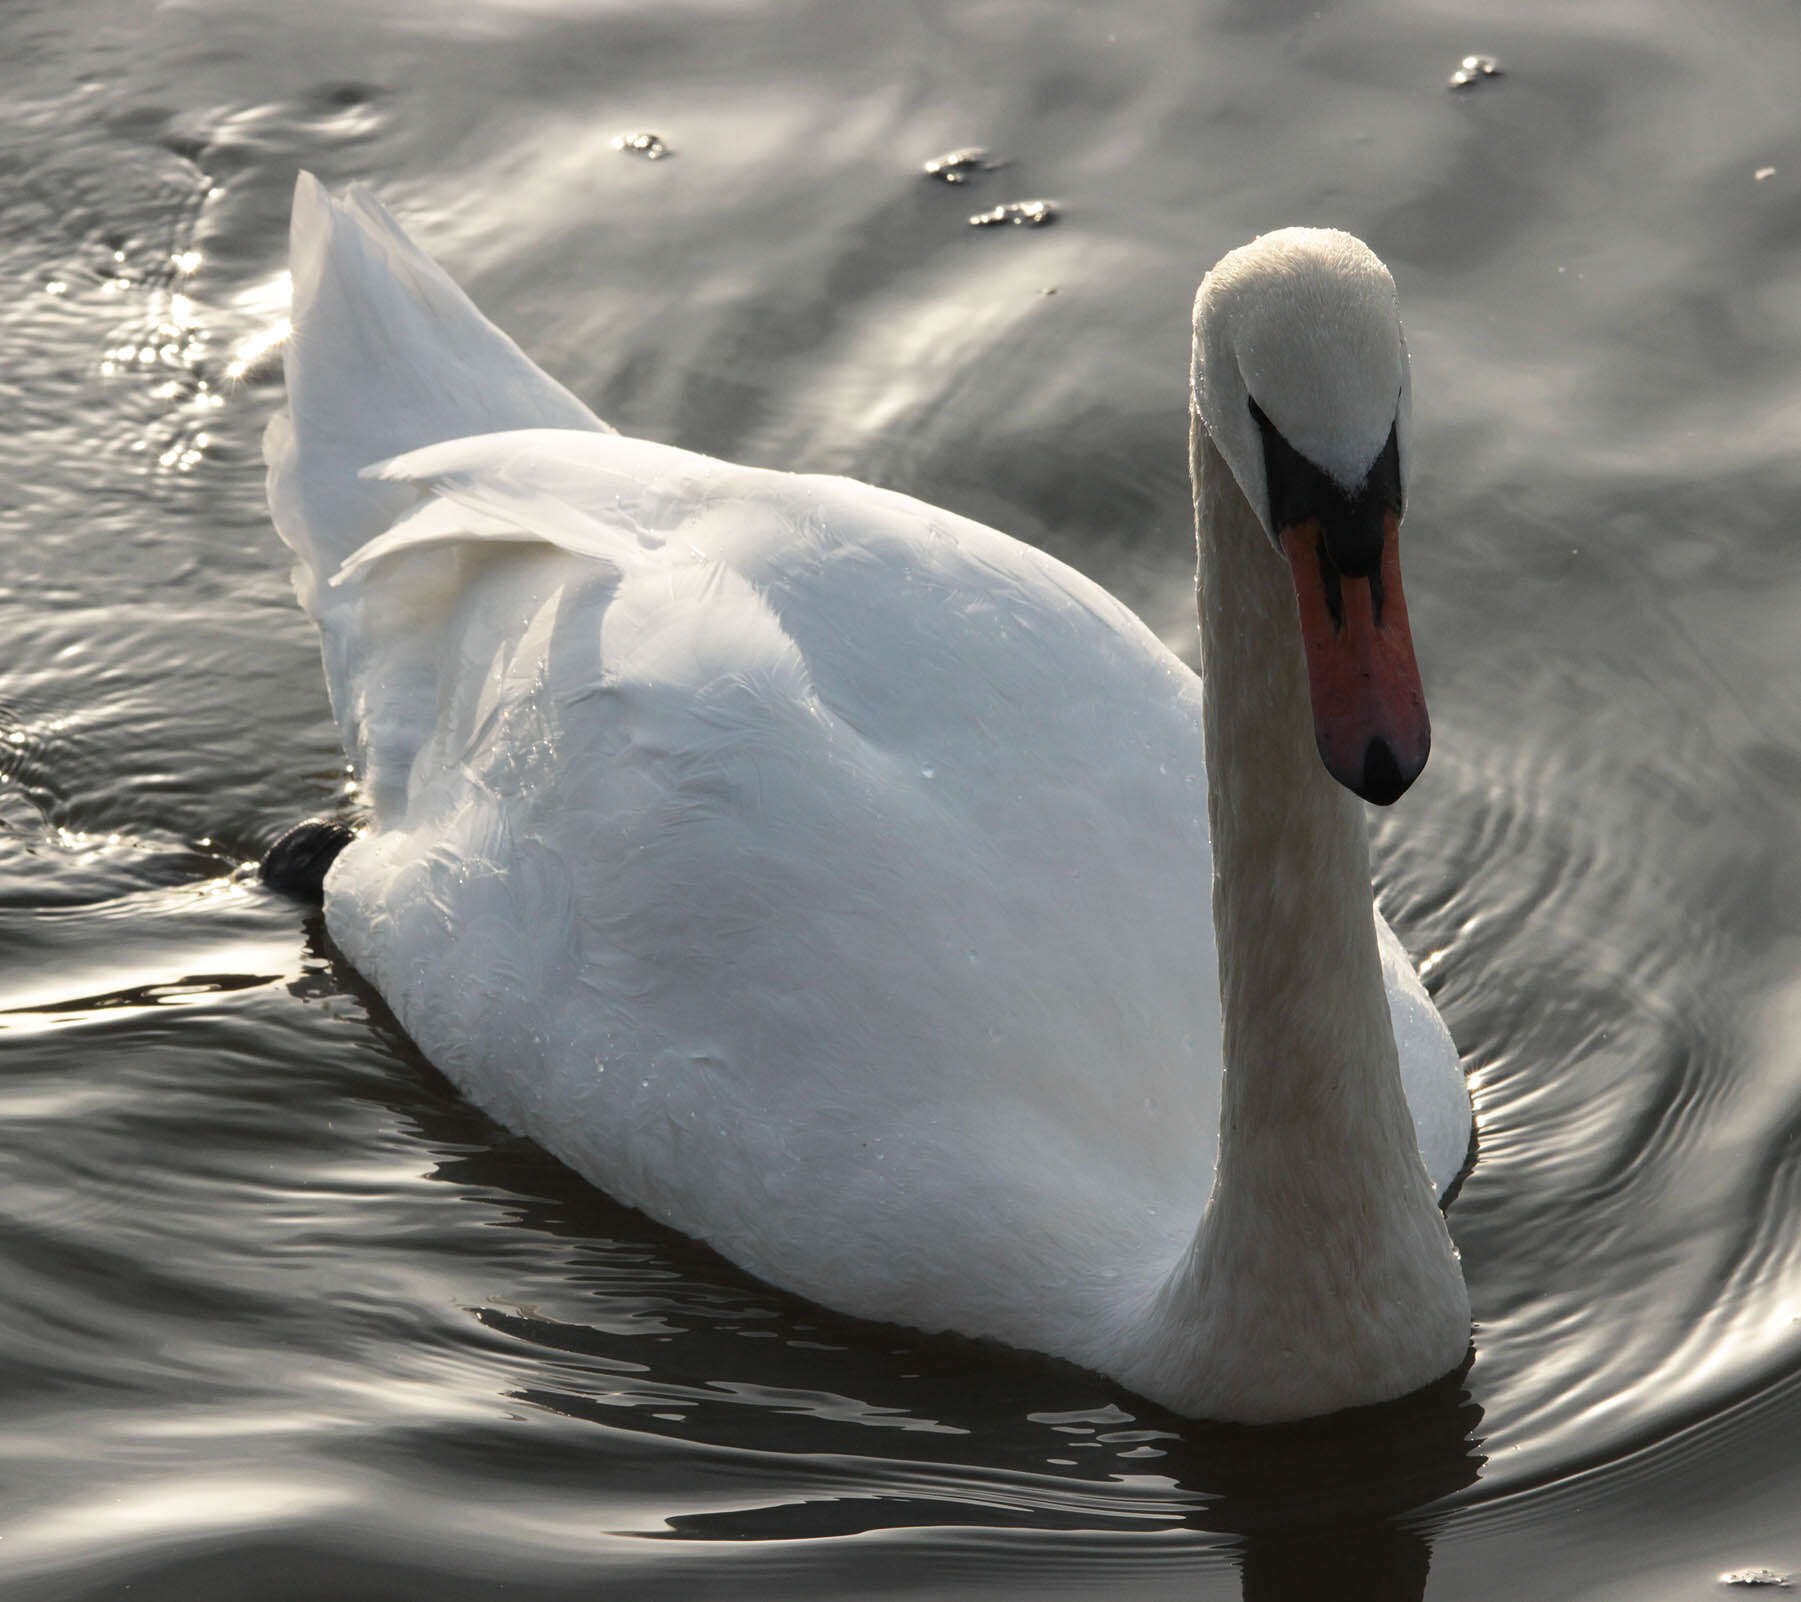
(4, 0), (1801, 1596)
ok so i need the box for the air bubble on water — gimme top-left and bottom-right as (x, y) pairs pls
(1448, 54), (1504, 89)
(923, 146), (1000, 184)
(612, 131), (671, 160)
(968, 198), (1058, 229)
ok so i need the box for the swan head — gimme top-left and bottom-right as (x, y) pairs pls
(1193, 228), (1428, 805)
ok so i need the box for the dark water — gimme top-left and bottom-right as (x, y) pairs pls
(4, 0), (1800, 1596)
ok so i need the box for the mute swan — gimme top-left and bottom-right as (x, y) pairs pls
(264, 174), (1472, 1424)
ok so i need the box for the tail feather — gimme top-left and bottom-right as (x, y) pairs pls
(265, 174), (612, 817)
(265, 172), (609, 591)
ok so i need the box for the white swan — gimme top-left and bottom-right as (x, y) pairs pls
(265, 174), (1472, 1424)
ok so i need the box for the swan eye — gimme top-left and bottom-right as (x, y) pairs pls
(1248, 396), (1403, 578)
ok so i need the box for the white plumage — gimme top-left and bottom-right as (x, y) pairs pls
(268, 175), (1471, 1422)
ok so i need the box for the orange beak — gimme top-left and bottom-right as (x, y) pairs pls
(1280, 510), (1430, 805)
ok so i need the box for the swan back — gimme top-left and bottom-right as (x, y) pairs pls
(321, 430), (1230, 1359)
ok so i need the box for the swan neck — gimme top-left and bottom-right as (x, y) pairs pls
(1121, 419), (1466, 1423)
(1193, 426), (1397, 1167)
